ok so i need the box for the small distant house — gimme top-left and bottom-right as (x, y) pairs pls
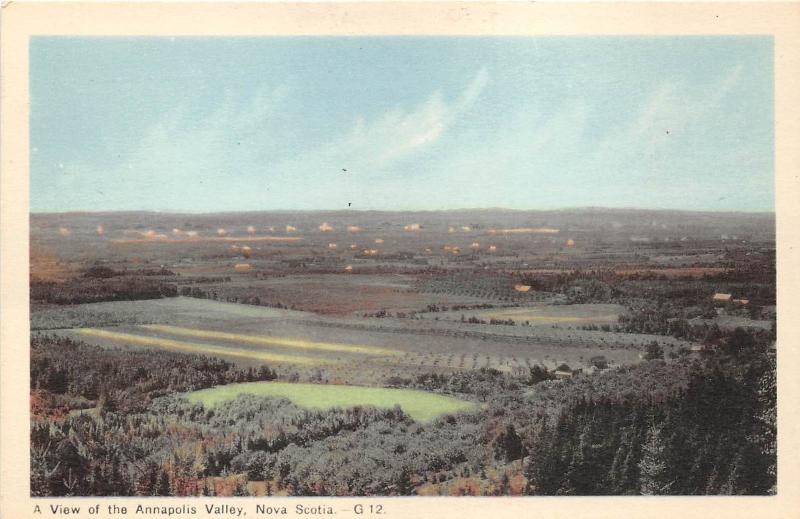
(514, 284), (532, 293)
(234, 263), (251, 272)
(732, 298), (750, 305)
(713, 293), (733, 304)
(554, 370), (574, 380)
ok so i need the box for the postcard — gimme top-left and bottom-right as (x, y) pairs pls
(2, 2), (799, 519)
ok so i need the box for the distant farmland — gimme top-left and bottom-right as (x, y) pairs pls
(474, 304), (625, 326)
(75, 328), (338, 365)
(42, 297), (691, 387)
(28, 209), (776, 496)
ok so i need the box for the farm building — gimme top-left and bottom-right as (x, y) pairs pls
(233, 263), (251, 272)
(514, 284), (532, 293)
(319, 222), (334, 232)
(403, 223), (421, 231)
(554, 370), (574, 380)
(713, 293), (733, 304)
(732, 298), (750, 305)
(488, 245), (497, 252)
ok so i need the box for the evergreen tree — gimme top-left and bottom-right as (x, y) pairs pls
(639, 424), (670, 495)
(155, 469), (171, 496)
(395, 467), (413, 495)
(233, 480), (249, 496)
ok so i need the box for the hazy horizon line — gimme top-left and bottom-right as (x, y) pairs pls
(30, 206), (777, 217)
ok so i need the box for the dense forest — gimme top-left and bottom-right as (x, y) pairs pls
(30, 323), (775, 496)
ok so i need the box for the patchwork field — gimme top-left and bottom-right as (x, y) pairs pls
(28, 210), (777, 497)
(140, 325), (397, 355)
(474, 304), (625, 326)
(75, 328), (341, 365)
(188, 274), (498, 316)
(38, 297), (696, 386)
(184, 381), (478, 422)
(428, 303), (626, 327)
(614, 267), (729, 278)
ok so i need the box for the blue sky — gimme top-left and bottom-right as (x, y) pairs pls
(30, 36), (774, 213)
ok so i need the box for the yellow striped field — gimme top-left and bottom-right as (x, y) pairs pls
(140, 324), (398, 356)
(75, 328), (336, 365)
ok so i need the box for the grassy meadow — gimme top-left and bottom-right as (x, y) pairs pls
(184, 381), (478, 422)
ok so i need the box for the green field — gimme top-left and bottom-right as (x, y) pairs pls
(477, 303), (625, 325)
(184, 381), (478, 422)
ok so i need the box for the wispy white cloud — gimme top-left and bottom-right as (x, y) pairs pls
(52, 85), (289, 209)
(47, 61), (768, 212)
(588, 63), (748, 186)
(275, 68), (489, 176)
(396, 64), (758, 210)
(53, 69), (490, 210)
